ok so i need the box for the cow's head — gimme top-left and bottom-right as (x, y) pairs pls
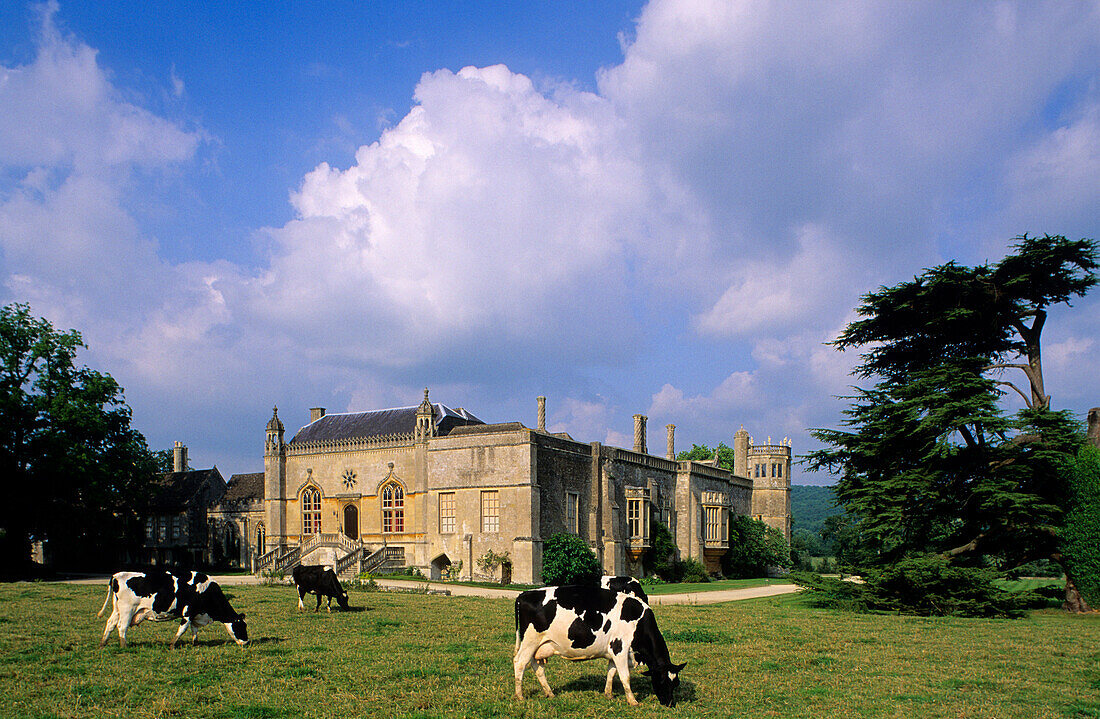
(338, 590), (350, 610)
(228, 613), (249, 646)
(644, 662), (686, 707)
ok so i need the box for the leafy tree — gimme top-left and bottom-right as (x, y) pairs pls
(540, 533), (601, 586)
(723, 516), (791, 578)
(808, 235), (1098, 611)
(0, 304), (157, 575)
(676, 442), (735, 472)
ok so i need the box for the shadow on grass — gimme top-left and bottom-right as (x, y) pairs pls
(555, 674), (698, 705)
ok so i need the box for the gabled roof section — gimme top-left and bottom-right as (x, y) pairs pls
(223, 472), (264, 504)
(289, 403), (484, 444)
(150, 468), (225, 512)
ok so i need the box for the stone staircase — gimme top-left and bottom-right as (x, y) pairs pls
(255, 533), (405, 580)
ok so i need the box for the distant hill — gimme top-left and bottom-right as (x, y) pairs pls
(791, 484), (841, 537)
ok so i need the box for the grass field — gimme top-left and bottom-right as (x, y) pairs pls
(1, 581), (1098, 719)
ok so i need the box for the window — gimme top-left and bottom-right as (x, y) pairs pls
(145, 518), (154, 541)
(626, 487), (651, 546)
(705, 506), (721, 542)
(302, 487), (321, 535)
(776, 463), (783, 478)
(256, 524), (266, 554)
(481, 491), (500, 533)
(565, 492), (579, 534)
(439, 492), (456, 533)
(157, 518), (167, 542)
(382, 483), (404, 533)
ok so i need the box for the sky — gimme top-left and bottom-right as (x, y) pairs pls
(1, 1), (1098, 486)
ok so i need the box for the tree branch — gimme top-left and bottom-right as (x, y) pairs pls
(992, 380), (1032, 407)
(942, 533), (986, 557)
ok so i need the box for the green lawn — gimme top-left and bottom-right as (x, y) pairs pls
(642, 577), (789, 595)
(2, 581), (1098, 718)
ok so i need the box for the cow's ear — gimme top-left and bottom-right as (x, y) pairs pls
(237, 613), (246, 620)
(673, 662), (687, 673)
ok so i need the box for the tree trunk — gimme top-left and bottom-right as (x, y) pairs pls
(1062, 574), (1094, 613)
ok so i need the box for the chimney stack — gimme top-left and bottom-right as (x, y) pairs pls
(172, 441), (188, 472)
(633, 414), (647, 454)
(537, 396), (546, 432)
(666, 424), (676, 460)
(310, 407), (326, 423)
(1089, 407), (1100, 448)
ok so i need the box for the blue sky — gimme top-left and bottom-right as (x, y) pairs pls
(2, 1), (1098, 485)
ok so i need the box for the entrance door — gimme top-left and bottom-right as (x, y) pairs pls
(343, 504), (359, 540)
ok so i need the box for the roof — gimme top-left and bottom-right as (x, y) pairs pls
(289, 403), (484, 444)
(150, 468), (225, 512)
(223, 472), (264, 503)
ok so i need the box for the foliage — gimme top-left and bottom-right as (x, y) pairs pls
(790, 484), (840, 538)
(442, 559), (463, 581)
(676, 442), (736, 471)
(792, 555), (1043, 618)
(0, 303), (159, 574)
(1061, 445), (1100, 607)
(540, 532), (601, 586)
(476, 550), (511, 583)
(808, 235), (1098, 609)
(643, 520), (677, 576)
(723, 516), (791, 578)
(656, 557), (711, 583)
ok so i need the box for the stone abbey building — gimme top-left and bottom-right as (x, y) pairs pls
(206, 390), (791, 584)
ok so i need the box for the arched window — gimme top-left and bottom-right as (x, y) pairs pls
(381, 483), (404, 533)
(256, 524), (266, 553)
(302, 487), (322, 535)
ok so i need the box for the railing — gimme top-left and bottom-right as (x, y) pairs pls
(255, 545), (301, 574)
(362, 546), (405, 574)
(299, 532), (360, 556)
(336, 546), (363, 576)
(255, 533), (363, 576)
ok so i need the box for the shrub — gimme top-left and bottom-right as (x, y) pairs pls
(1062, 445), (1100, 608)
(792, 554), (1041, 618)
(724, 516), (792, 578)
(540, 533), (601, 586)
(644, 521), (677, 576)
(655, 558), (710, 584)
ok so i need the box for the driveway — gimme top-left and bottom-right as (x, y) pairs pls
(56, 573), (801, 604)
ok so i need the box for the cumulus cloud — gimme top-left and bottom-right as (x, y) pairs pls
(2, 0), (1099, 482)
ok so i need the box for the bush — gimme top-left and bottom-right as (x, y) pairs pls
(724, 516), (792, 578)
(655, 557), (711, 584)
(1062, 445), (1100, 607)
(541, 533), (601, 586)
(792, 554), (1041, 618)
(644, 521), (677, 576)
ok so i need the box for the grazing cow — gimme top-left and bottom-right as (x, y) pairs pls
(514, 585), (685, 707)
(600, 575), (649, 603)
(98, 570), (248, 648)
(292, 565), (350, 612)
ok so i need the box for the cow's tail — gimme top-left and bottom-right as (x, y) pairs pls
(96, 579), (114, 618)
(514, 601), (521, 654)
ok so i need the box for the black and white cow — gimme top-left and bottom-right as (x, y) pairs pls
(98, 570), (248, 648)
(513, 585), (685, 707)
(292, 565), (350, 612)
(600, 575), (649, 603)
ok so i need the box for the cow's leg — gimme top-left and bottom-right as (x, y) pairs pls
(512, 636), (539, 700)
(99, 608), (119, 648)
(116, 605), (139, 648)
(315, 593), (322, 612)
(611, 652), (639, 706)
(326, 596), (332, 613)
(604, 660), (617, 697)
(170, 620), (191, 648)
(533, 643), (556, 698)
(297, 586), (306, 611)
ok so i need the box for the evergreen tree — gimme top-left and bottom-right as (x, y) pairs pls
(808, 235), (1097, 611)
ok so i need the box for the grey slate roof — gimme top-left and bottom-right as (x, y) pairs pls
(289, 403), (484, 444)
(150, 468), (226, 512)
(223, 472), (264, 504)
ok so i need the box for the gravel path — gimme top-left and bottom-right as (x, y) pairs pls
(55, 573), (800, 604)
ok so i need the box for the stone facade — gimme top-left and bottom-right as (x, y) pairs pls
(236, 390), (790, 583)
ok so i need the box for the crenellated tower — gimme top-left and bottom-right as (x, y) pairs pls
(748, 436), (792, 539)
